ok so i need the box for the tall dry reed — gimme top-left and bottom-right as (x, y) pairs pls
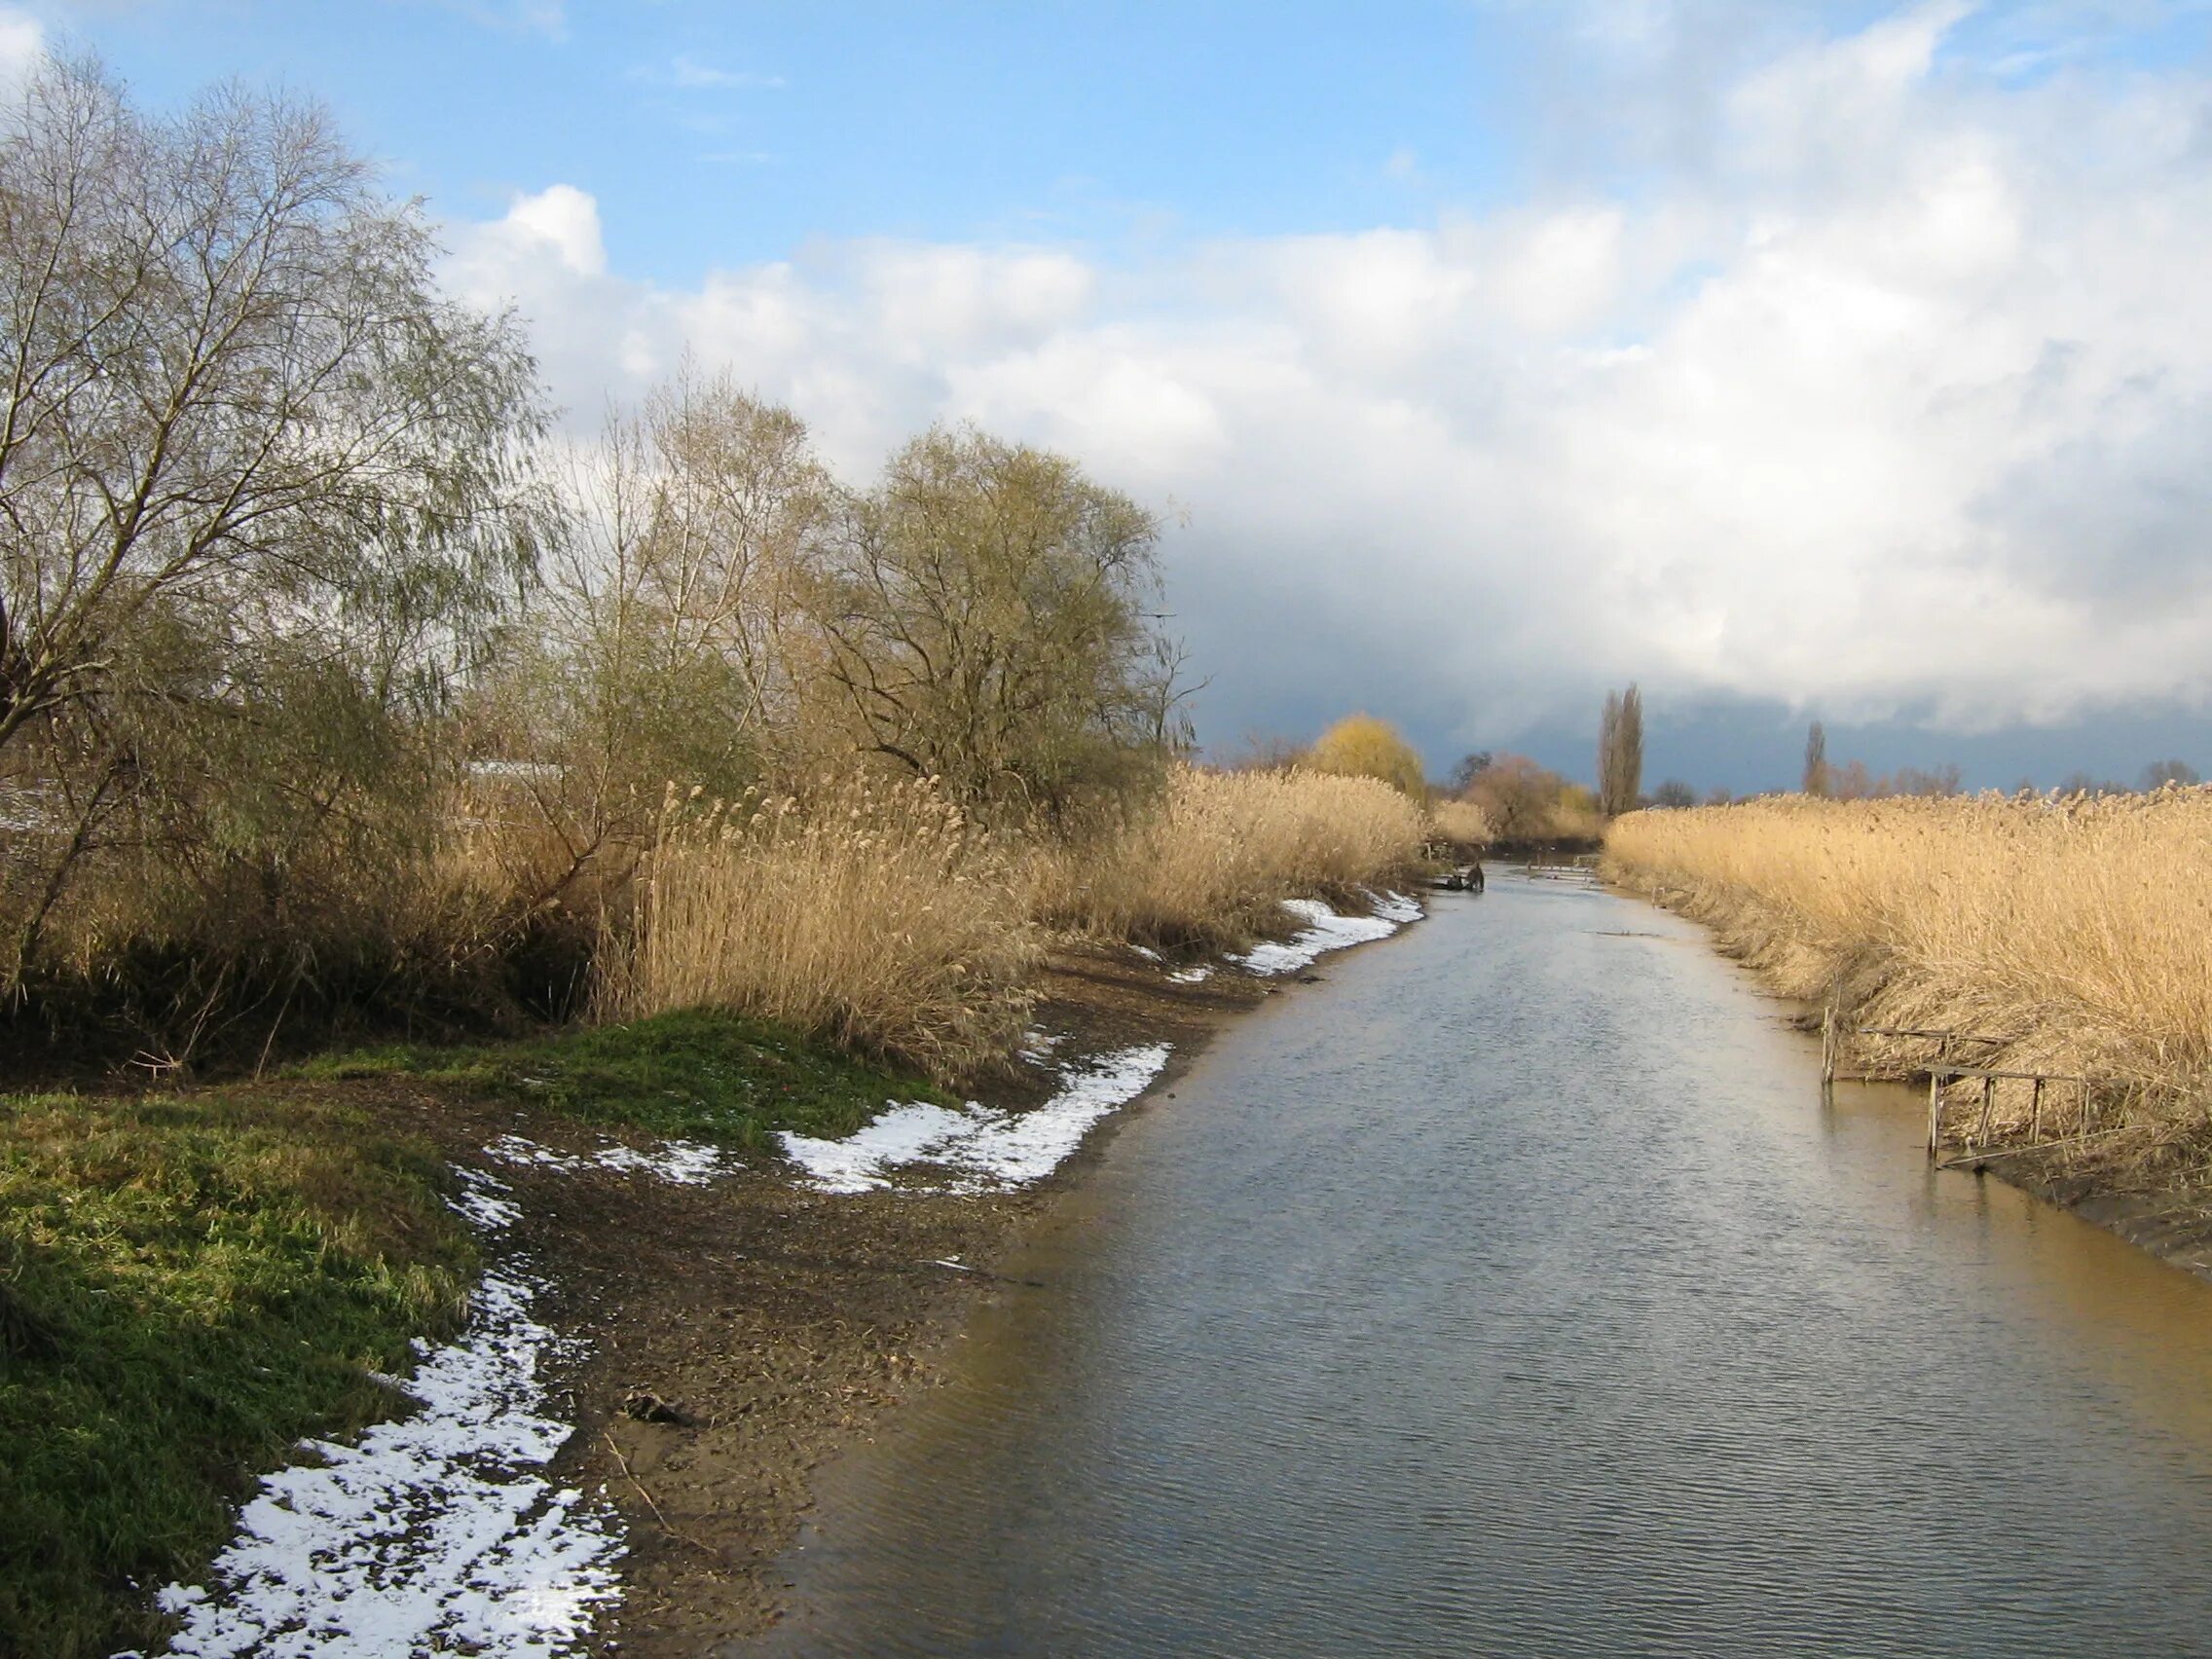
(1030, 765), (1429, 950)
(599, 777), (1040, 1081)
(1604, 791), (2212, 1152)
(1428, 798), (1493, 849)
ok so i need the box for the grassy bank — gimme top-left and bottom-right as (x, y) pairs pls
(0, 1008), (950, 1658)
(2, 762), (1431, 1653)
(306, 1006), (943, 1149)
(1604, 791), (2212, 1170)
(0, 1091), (472, 1659)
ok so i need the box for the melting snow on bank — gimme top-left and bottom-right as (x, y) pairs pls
(1229, 891), (1422, 976)
(125, 1167), (625, 1658)
(780, 1044), (1172, 1196)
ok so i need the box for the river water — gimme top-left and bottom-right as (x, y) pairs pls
(745, 872), (2212, 1657)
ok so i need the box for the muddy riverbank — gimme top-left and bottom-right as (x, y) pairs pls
(558, 944), (1275, 1653)
(229, 930), (1379, 1655)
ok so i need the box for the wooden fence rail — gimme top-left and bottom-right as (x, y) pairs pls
(1819, 1007), (2100, 1161)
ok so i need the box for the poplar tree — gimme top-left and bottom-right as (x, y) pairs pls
(1803, 721), (1830, 796)
(1598, 683), (1643, 817)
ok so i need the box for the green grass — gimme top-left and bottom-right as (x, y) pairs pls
(298, 1005), (945, 1149)
(0, 1090), (472, 1659)
(0, 1007), (933, 1654)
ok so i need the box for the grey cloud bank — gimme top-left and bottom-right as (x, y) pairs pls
(440, 3), (2212, 784)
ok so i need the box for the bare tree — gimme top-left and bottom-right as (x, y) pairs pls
(0, 55), (549, 979)
(1597, 683), (1643, 817)
(1892, 762), (1964, 797)
(1802, 721), (1829, 797)
(522, 368), (831, 858)
(1450, 751), (1493, 793)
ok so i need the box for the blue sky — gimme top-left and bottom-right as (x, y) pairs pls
(17, 0), (2212, 789)
(47, 1), (1529, 276)
(60, 2), (2207, 279)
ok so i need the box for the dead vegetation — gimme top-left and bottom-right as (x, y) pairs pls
(1029, 766), (1430, 953)
(599, 776), (1042, 1081)
(1604, 790), (2212, 1181)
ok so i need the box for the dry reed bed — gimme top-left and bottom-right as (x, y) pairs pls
(1604, 792), (2212, 1157)
(599, 778), (1042, 1082)
(1028, 766), (1431, 951)
(1428, 797), (1493, 849)
(598, 765), (1434, 1082)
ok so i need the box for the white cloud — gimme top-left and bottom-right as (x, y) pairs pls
(0, 6), (43, 87)
(630, 55), (783, 91)
(448, 0), (566, 41)
(441, 3), (2212, 750)
(670, 55), (782, 90)
(485, 182), (606, 276)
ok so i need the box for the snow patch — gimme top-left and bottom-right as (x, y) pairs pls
(1229, 895), (1416, 976)
(447, 1166), (522, 1231)
(484, 1132), (732, 1186)
(1368, 888), (1424, 924)
(1167, 965), (1214, 983)
(1016, 1026), (1067, 1065)
(779, 1044), (1171, 1195)
(129, 1169), (623, 1658)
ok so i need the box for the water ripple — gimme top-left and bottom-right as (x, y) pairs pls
(747, 876), (2212, 1658)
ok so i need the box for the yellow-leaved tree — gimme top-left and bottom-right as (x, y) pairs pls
(1307, 715), (1425, 797)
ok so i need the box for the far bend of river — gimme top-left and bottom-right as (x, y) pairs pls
(743, 872), (2212, 1658)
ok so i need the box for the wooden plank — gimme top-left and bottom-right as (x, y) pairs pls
(1855, 1027), (2011, 1044)
(1924, 1063), (2086, 1085)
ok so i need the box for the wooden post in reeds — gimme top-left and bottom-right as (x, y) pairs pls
(1927, 1073), (1943, 1155)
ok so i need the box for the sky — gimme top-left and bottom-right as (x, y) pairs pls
(7, 0), (2211, 791)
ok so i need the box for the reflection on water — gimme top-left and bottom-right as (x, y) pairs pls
(743, 875), (2212, 1658)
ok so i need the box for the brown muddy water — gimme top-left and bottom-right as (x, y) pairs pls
(739, 872), (2212, 1657)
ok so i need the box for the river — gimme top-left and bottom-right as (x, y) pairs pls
(741, 871), (2212, 1657)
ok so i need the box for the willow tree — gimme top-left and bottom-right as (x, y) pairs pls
(807, 425), (1189, 815)
(1309, 714), (1425, 796)
(0, 56), (550, 981)
(509, 369), (832, 870)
